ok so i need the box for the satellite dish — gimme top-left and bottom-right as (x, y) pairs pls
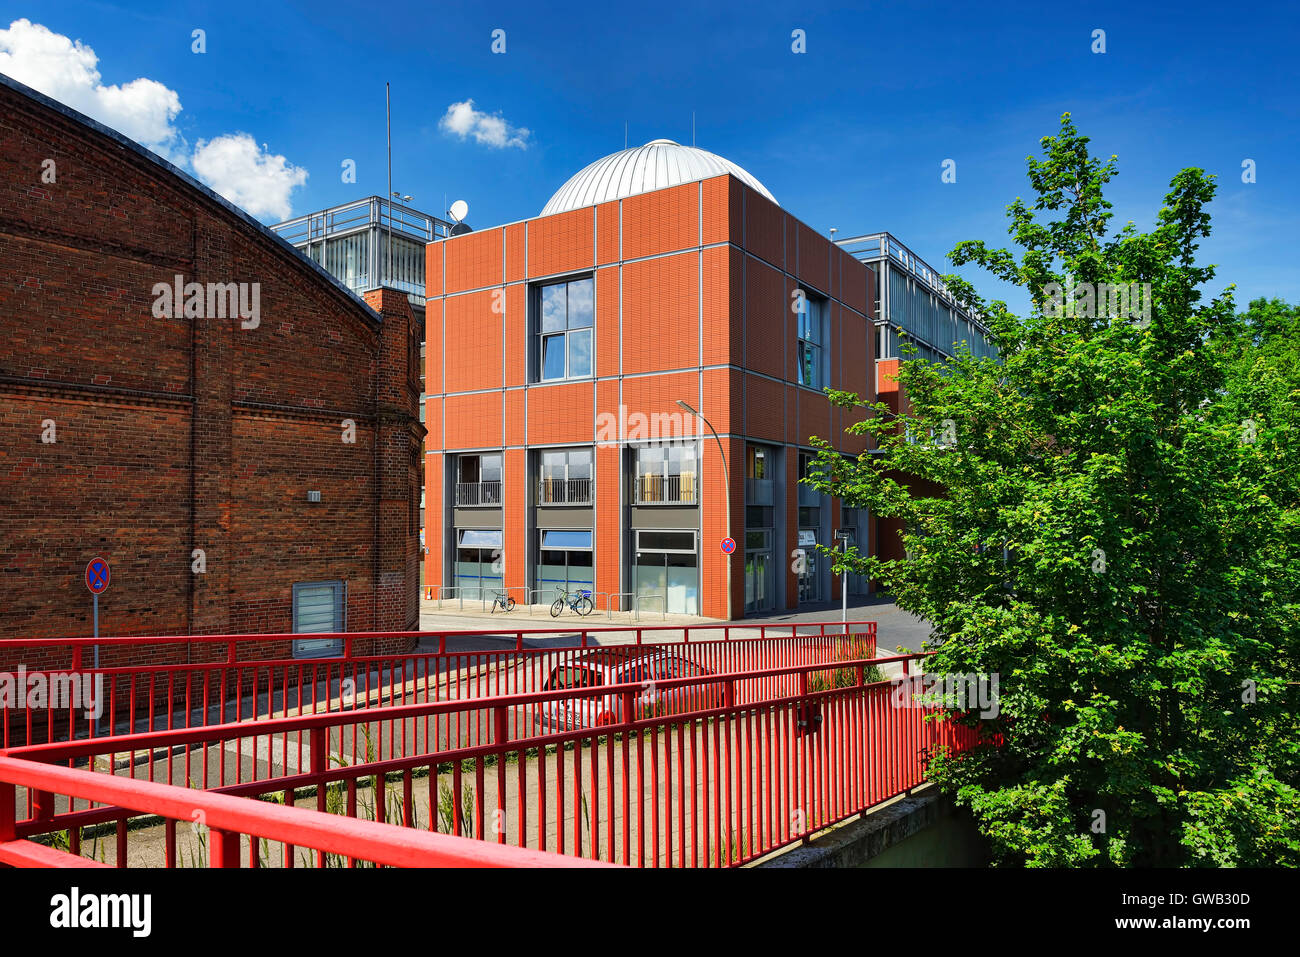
(448, 199), (469, 223)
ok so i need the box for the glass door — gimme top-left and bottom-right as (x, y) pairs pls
(744, 530), (774, 613)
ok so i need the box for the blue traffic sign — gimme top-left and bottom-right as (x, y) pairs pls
(85, 557), (110, 594)
(720, 537), (736, 555)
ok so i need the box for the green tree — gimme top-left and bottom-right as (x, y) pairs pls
(807, 115), (1300, 867)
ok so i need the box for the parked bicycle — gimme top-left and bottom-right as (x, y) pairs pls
(550, 586), (594, 618)
(490, 591), (516, 614)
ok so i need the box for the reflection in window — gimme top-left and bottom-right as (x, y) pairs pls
(534, 276), (594, 381)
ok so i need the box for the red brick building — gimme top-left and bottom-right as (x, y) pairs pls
(425, 139), (877, 619)
(0, 74), (423, 656)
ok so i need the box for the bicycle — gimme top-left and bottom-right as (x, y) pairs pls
(490, 591), (516, 613)
(550, 586), (594, 618)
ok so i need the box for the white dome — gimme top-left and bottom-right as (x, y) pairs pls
(541, 138), (777, 216)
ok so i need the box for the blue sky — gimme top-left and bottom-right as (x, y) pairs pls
(2, 0), (1296, 313)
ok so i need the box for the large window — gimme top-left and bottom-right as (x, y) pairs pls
(456, 528), (503, 599)
(634, 443), (697, 504)
(534, 276), (593, 381)
(456, 453), (502, 506)
(796, 292), (826, 388)
(538, 448), (592, 504)
(536, 529), (594, 598)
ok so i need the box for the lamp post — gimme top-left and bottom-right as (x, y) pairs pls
(676, 400), (732, 620)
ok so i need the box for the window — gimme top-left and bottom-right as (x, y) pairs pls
(292, 581), (345, 658)
(797, 293), (825, 388)
(634, 443), (697, 503)
(456, 453), (502, 506)
(534, 276), (593, 381)
(455, 529), (503, 599)
(536, 529), (594, 596)
(540, 529), (592, 550)
(538, 448), (593, 504)
(746, 445), (768, 479)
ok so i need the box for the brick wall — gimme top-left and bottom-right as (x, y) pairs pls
(0, 76), (422, 660)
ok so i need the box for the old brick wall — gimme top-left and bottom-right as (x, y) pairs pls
(0, 76), (421, 664)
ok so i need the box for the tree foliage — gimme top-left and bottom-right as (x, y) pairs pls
(806, 115), (1300, 867)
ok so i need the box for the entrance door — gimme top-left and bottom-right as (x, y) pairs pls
(634, 530), (698, 615)
(797, 531), (821, 602)
(744, 530), (774, 613)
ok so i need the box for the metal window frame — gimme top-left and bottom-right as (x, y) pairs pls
(291, 580), (346, 659)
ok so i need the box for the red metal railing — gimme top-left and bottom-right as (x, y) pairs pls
(1, 622), (877, 750)
(0, 756), (603, 868)
(2, 649), (982, 868)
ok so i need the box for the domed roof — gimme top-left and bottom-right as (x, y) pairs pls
(541, 138), (777, 216)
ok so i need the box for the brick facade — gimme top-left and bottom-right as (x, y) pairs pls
(427, 169), (876, 619)
(0, 75), (423, 658)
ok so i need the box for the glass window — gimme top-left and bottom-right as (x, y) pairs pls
(541, 285), (566, 332)
(459, 529), (503, 548)
(540, 529), (593, 550)
(798, 295), (824, 388)
(637, 530), (696, 552)
(542, 335), (566, 379)
(568, 329), (592, 377)
(534, 276), (595, 381)
(634, 443), (697, 503)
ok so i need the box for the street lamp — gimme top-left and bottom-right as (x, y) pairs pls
(677, 400), (732, 620)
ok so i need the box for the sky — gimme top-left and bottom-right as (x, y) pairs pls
(1, 0), (1296, 314)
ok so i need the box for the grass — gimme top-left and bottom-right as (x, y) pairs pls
(807, 635), (884, 692)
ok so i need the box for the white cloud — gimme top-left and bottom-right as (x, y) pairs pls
(439, 99), (530, 150)
(192, 133), (308, 221)
(0, 17), (185, 162)
(0, 18), (310, 220)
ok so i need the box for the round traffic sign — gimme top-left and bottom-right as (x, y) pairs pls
(85, 557), (111, 594)
(720, 537), (736, 555)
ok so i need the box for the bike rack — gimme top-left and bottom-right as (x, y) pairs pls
(434, 584), (494, 611)
(600, 591), (636, 619)
(634, 594), (668, 621)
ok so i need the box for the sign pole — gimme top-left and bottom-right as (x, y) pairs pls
(85, 557), (110, 736)
(842, 536), (848, 636)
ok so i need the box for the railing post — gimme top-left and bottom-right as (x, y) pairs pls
(209, 828), (240, 868)
(493, 706), (508, 747)
(33, 789), (54, 822)
(0, 781), (15, 843)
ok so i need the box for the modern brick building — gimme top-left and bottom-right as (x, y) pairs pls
(0, 73), (423, 656)
(424, 139), (878, 620)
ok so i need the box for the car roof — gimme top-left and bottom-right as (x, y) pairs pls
(562, 647), (687, 668)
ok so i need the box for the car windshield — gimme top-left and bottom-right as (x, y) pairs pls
(546, 666), (604, 690)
